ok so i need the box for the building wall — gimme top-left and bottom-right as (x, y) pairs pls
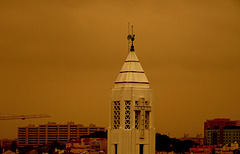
(205, 129), (220, 145)
(204, 119), (238, 145)
(223, 129), (240, 145)
(66, 138), (107, 153)
(17, 122), (106, 147)
(108, 87), (155, 154)
(205, 127), (240, 145)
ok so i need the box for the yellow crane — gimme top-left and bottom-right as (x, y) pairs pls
(0, 113), (50, 120)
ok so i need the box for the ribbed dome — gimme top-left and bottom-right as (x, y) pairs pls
(114, 51), (149, 88)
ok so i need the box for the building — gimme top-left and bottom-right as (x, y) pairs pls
(108, 30), (155, 154)
(190, 145), (216, 154)
(204, 118), (240, 145)
(155, 152), (175, 154)
(18, 122), (105, 147)
(190, 142), (240, 154)
(205, 126), (240, 145)
(65, 138), (107, 154)
(215, 141), (239, 154)
(0, 138), (16, 150)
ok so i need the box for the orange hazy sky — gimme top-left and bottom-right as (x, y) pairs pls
(0, 0), (240, 139)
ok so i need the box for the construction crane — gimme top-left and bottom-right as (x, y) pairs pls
(0, 113), (50, 120)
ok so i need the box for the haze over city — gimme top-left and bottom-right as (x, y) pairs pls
(0, 0), (240, 139)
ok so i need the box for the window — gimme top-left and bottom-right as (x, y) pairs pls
(135, 111), (140, 129)
(135, 101), (139, 106)
(115, 144), (117, 154)
(140, 144), (143, 154)
(113, 101), (120, 129)
(145, 112), (149, 129)
(125, 101), (131, 129)
(145, 101), (149, 105)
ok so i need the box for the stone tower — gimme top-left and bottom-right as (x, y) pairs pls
(108, 31), (155, 154)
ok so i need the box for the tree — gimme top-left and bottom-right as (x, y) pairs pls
(155, 133), (198, 153)
(18, 146), (33, 154)
(156, 133), (171, 152)
(80, 131), (107, 138)
(10, 141), (17, 152)
(37, 144), (47, 154)
(47, 140), (65, 154)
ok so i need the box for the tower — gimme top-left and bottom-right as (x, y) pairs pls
(108, 28), (155, 154)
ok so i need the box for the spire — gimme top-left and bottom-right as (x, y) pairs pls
(115, 28), (149, 88)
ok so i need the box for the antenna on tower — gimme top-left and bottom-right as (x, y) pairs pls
(127, 24), (135, 52)
(128, 22), (130, 53)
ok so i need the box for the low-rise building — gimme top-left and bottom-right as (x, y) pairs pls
(190, 145), (216, 154)
(215, 142), (239, 154)
(65, 138), (107, 154)
(190, 142), (240, 154)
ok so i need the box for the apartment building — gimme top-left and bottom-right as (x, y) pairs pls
(18, 122), (106, 147)
(204, 118), (240, 145)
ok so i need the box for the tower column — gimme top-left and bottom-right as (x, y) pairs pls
(108, 30), (155, 154)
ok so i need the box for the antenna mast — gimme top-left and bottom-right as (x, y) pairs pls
(127, 24), (135, 52)
(128, 23), (130, 53)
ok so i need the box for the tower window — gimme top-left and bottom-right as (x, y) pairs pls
(145, 101), (149, 105)
(135, 111), (140, 129)
(145, 111), (149, 129)
(125, 101), (131, 106)
(140, 144), (143, 154)
(135, 101), (139, 106)
(115, 144), (117, 154)
(113, 101), (120, 129)
(125, 101), (131, 129)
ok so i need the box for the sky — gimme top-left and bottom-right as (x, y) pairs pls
(0, 0), (240, 139)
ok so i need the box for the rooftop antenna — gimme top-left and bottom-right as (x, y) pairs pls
(127, 24), (135, 52)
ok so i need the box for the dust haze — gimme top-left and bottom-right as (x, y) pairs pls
(0, 0), (240, 138)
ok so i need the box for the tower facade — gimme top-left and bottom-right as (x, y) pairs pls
(108, 34), (155, 154)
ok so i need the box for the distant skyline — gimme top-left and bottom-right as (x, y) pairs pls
(0, 0), (240, 139)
